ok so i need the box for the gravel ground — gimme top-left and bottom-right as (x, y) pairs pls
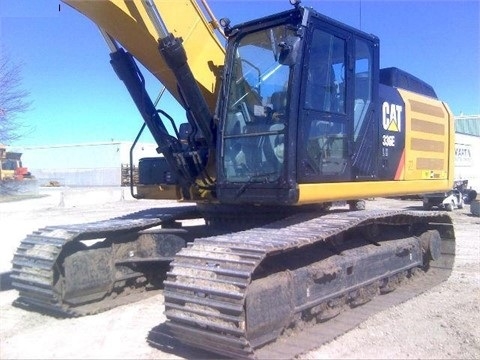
(0, 188), (479, 359)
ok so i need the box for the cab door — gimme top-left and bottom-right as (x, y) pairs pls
(297, 23), (353, 183)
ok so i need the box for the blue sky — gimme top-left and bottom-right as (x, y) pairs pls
(1, 0), (479, 146)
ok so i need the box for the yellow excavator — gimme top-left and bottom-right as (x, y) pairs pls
(11, 0), (456, 357)
(1, 144), (37, 196)
(0, 145), (33, 181)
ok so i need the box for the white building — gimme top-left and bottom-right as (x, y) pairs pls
(17, 142), (159, 187)
(455, 115), (480, 191)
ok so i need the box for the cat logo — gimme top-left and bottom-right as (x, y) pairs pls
(382, 102), (403, 132)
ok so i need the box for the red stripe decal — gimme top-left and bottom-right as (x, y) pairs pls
(394, 148), (405, 180)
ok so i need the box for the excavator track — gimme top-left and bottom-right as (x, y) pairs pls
(152, 209), (455, 359)
(11, 205), (199, 317)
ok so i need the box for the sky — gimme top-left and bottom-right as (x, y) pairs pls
(0, 0), (479, 147)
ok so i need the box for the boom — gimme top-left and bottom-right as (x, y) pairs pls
(63, 0), (225, 111)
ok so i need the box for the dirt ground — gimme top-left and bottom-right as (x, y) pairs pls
(0, 188), (479, 359)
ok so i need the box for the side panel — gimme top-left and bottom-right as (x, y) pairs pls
(399, 89), (454, 183)
(63, 0), (225, 111)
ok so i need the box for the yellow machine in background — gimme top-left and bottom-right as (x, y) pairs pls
(0, 145), (15, 181)
(0, 144), (37, 196)
(0, 144), (33, 181)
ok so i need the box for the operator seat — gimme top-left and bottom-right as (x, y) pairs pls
(270, 91), (287, 119)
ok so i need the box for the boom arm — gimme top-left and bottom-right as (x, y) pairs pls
(62, 0), (225, 111)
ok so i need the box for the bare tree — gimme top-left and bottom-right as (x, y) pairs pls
(0, 49), (32, 144)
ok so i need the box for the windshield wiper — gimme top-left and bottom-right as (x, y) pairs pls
(269, 29), (279, 61)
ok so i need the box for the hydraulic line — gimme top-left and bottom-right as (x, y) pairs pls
(142, 0), (216, 147)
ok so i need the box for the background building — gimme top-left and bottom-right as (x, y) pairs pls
(454, 115), (480, 191)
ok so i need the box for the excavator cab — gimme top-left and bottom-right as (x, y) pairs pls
(216, 7), (379, 205)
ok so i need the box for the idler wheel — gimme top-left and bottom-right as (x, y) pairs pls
(420, 230), (441, 261)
